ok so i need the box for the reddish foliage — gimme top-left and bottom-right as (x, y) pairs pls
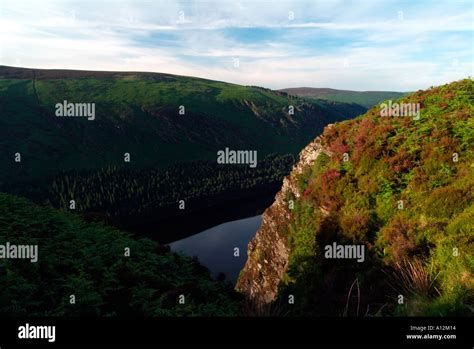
(354, 118), (375, 150)
(388, 148), (415, 173)
(329, 139), (350, 155)
(319, 169), (343, 211)
(322, 168), (340, 183)
(382, 215), (418, 261)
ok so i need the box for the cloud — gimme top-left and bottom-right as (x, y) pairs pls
(0, 0), (472, 90)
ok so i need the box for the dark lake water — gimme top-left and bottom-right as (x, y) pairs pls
(168, 215), (262, 282)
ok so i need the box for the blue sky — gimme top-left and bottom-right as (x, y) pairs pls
(0, 0), (472, 90)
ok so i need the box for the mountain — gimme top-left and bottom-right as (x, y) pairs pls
(0, 65), (365, 185)
(237, 79), (473, 316)
(280, 87), (407, 108)
(0, 66), (366, 234)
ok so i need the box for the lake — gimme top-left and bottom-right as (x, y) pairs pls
(168, 215), (262, 282)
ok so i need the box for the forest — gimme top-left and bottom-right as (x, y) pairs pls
(8, 154), (295, 236)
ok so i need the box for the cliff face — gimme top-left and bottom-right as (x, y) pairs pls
(236, 79), (473, 317)
(236, 127), (333, 303)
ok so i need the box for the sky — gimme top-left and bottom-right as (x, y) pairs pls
(0, 0), (472, 91)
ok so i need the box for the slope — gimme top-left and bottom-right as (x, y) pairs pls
(0, 192), (240, 316)
(0, 65), (365, 184)
(238, 78), (473, 316)
(0, 65), (365, 236)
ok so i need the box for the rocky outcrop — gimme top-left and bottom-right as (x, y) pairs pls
(236, 125), (333, 304)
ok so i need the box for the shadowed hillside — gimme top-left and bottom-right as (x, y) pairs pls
(0, 192), (241, 316)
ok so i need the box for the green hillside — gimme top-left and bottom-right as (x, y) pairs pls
(278, 79), (473, 316)
(0, 192), (240, 316)
(0, 66), (365, 185)
(0, 66), (366, 235)
(280, 87), (407, 108)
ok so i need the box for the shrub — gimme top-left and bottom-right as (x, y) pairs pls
(424, 186), (472, 219)
(379, 215), (419, 262)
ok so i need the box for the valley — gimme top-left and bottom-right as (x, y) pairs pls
(0, 65), (471, 318)
(0, 0), (472, 345)
(0, 65), (365, 234)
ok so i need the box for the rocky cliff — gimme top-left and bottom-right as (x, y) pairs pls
(236, 79), (473, 316)
(236, 126), (333, 303)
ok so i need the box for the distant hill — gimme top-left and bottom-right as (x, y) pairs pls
(280, 87), (408, 108)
